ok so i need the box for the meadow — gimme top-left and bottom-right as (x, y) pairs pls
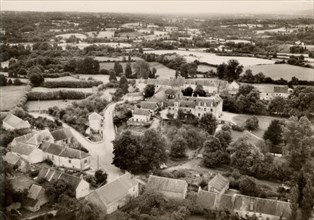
(197, 64), (217, 73)
(145, 50), (275, 66)
(0, 85), (29, 111)
(56, 33), (87, 39)
(244, 64), (314, 81)
(31, 87), (94, 93)
(26, 100), (76, 111)
(94, 56), (143, 62)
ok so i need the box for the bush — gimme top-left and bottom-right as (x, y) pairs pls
(30, 169), (39, 178)
(231, 124), (245, 131)
(245, 116), (259, 130)
(27, 90), (92, 100)
(13, 78), (23, 85)
(42, 72), (71, 78)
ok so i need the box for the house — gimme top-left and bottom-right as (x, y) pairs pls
(37, 167), (90, 199)
(146, 175), (188, 199)
(11, 143), (44, 164)
(140, 101), (159, 115)
(11, 176), (36, 192)
(51, 127), (74, 145)
(88, 112), (103, 134)
(164, 26), (179, 32)
(208, 173), (229, 195)
(125, 92), (143, 102)
(226, 81), (240, 96)
(23, 184), (49, 212)
(196, 189), (291, 219)
(255, 85), (292, 101)
(40, 141), (91, 170)
(3, 113), (31, 131)
(5, 152), (30, 173)
(127, 109), (152, 126)
(24, 129), (54, 147)
(167, 94), (223, 119)
(85, 173), (139, 214)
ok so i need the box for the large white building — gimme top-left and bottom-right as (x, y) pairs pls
(167, 94), (223, 119)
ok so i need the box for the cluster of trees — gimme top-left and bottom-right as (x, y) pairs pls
(27, 90), (92, 101)
(0, 44), (30, 62)
(42, 80), (102, 88)
(0, 74), (23, 86)
(289, 45), (307, 54)
(64, 57), (100, 75)
(48, 95), (108, 134)
(217, 59), (244, 82)
(112, 129), (167, 174)
(182, 85), (206, 97)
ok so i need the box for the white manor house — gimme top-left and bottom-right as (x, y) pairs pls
(167, 94), (223, 119)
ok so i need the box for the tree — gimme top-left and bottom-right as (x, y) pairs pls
(125, 62), (132, 78)
(182, 87), (193, 96)
(215, 130), (232, 150)
(76, 57), (99, 75)
(245, 116), (259, 130)
(114, 62), (123, 76)
(301, 180), (314, 220)
(133, 60), (150, 79)
(290, 186), (299, 220)
(203, 136), (229, 168)
(119, 75), (129, 94)
(199, 113), (217, 135)
(239, 176), (259, 197)
(28, 66), (44, 86)
(263, 119), (284, 146)
(283, 116), (314, 171)
(268, 96), (288, 116)
(75, 200), (102, 220)
(64, 59), (77, 72)
(94, 170), (107, 185)
(140, 129), (167, 172)
(13, 78), (22, 85)
(7, 78), (12, 85)
(109, 69), (117, 81)
(0, 74), (7, 86)
(149, 67), (157, 78)
(46, 179), (75, 203)
(144, 84), (155, 98)
(170, 135), (187, 158)
(99, 69), (109, 75)
(217, 59), (243, 82)
(17, 68), (28, 76)
(193, 84), (206, 97)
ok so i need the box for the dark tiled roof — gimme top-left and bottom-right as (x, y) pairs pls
(146, 175), (187, 195)
(140, 101), (157, 110)
(11, 143), (36, 156)
(208, 173), (229, 193)
(41, 142), (64, 155)
(59, 147), (90, 159)
(196, 190), (217, 210)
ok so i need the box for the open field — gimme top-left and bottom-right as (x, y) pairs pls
(56, 33), (87, 39)
(94, 56), (143, 62)
(0, 85), (29, 111)
(86, 31), (114, 38)
(76, 74), (114, 83)
(145, 50), (275, 66)
(100, 61), (175, 79)
(244, 64), (314, 81)
(45, 76), (80, 82)
(26, 99), (77, 111)
(31, 87), (94, 93)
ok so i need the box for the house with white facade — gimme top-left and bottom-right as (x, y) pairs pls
(88, 112), (103, 134)
(11, 143), (44, 164)
(167, 94), (223, 119)
(37, 167), (90, 199)
(146, 175), (188, 200)
(3, 113), (31, 131)
(256, 85), (292, 101)
(140, 101), (159, 115)
(41, 141), (91, 170)
(23, 184), (49, 212)
(85, 173), (139, 214)
(5, 152), (30, 173)
(51, 127), (74, 145)
(127, 109), (152, 126)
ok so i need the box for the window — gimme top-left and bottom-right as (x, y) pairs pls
(211, 108), (213, 112)
(84, 159), (87, 164)
(204, 108), (206, 111)
(69, 160), (71, 163)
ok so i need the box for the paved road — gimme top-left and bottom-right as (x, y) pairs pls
(30, 102), (124, 183)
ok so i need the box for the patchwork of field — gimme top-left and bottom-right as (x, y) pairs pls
(56, 33), (87, 39)
(145, 50), (275, 66)
(94, 56), (143, 62)
(0, 85), (29, 111)
(86, 31), (114, 38)
(26, 99), (77, 111)
(244, 64), (314, 81)
(31, 87), (94, 93)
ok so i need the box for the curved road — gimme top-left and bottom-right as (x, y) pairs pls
(30, 102), (124, 183)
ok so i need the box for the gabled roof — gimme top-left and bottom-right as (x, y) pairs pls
(51, 127), (73, 141)
(5, 152), (20, 165)
(59, 147), (90, 159)
(89, 112), (103, 121)
(146, 175), (188, 195)
(133, 109), (151, 116)
(3, 113), (31, 130)
(11, 143), (36, 156)
(86, 173), (138, 207)
(27, 184), (43, 200)
(41, 141), (64, 155)
(196, 190), (217, 210)
(140, 101), (157, 110)
(25, 130), (54, 146)
(24, 184), (49, 208)
(274, 86), (288, 93)
(12, 133), (34, 144)
(208, 173), (229, 193)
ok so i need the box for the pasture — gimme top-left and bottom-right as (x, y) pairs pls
(244, 64), (314, 81)
(86, 31), (114, 38)
(76, 74), (113, 83)
(197, 64), (216, 73)
(145, 50), (275, 66)
(31, 87), (94, 93)
(45, 76), (80, 82)
(95, 56), (143, 62)
(0, 85), (29, 111)
(56, 33), (87, 39)
(26, 100), (76, 111)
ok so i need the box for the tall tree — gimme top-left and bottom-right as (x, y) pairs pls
(109, 69), (117, 82)
(144, 84), (155, 98)
(199, 113), (217, 135)
(193, 84), (206, 97)
(119, 75), (129, 94)
(114, 62), (123, 76)
(170, 135), (187, 158)
(182, 87), (193, 96)
(125, 62), (132, 78)
(263, 119), (284, 146)
(133, 60), (150, 79)
(217, 59), (243, 82)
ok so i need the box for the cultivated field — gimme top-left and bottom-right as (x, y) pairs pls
(26, 99), (77, 111)
(0, 85), (29, 111)
(31, 87), (94, 93)
(197, 64), (217, 73)
(94, 56), (143, 62)
(244, 64), (314, 81)
(145, 50), (275, 66)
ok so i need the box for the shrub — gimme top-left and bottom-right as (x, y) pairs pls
(231, 124), (245, 131)
(245, 116), (259, 130)
(27, 90), (92, 100)
(30, 169), (39, 178)
(13, 78), (23, 85)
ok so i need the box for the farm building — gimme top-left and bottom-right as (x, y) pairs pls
(11, 143), (44, 164)
(127, 109), (152, 126)
(85, 173), (139, 214)
(23, 184), (49, 212)
(196, 189), (291, 219)
(40, 141), (91, 170)
(37, 167), (90, 199)
(146, 175), (188, 199)
(51, 127), (74, 145)
(255, 85), (292, 101)
(3, 113), (31, 131)
(140, 101), (159, 115)
(4, 152), (30, 173)
(167, 94), (223, 119)
(208, 173), (229, 195)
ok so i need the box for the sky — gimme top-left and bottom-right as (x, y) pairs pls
(1, 0), (313, 14)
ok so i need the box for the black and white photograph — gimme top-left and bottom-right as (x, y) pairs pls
(0, 0), (314, 219)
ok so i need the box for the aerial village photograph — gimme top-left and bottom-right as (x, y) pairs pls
(0, 0), (314, 219)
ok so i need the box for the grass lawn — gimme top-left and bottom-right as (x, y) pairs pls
(26, 99), (77, 111)
(45, 76), (80, 82)
(75, 74), (114, 83)
(243, 64), (314, 81)
(0, 85), (29, 111)
(197, 64), (216, 73)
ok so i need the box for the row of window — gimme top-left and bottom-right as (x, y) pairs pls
(47, 155), (88, 164)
